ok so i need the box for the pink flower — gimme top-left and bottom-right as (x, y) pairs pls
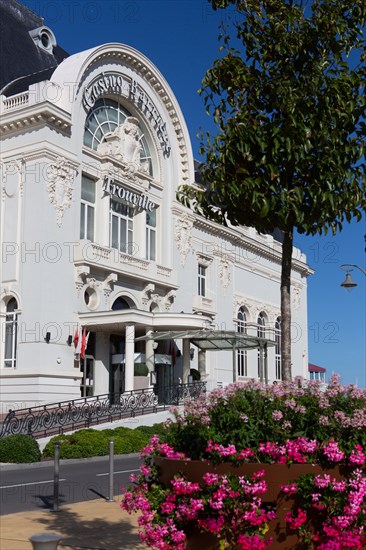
(272, 410), (283, 421)
(323, 440), (345, 463)
(349, 444), (366, 466)
(285, 508), (307, 529)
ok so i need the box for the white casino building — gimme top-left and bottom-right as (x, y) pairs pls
(0, 0), (312, 411)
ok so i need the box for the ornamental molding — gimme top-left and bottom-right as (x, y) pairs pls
(175, 213), (194, 267)
(193, 217), (313, 278)
(75, 265), (90, 296)
(78, 51), (190, 183)
(164, 289), (176, 311)
(142, 283), (155, 306)
(0, 102), (72, 136)
(2, 146), (78, 167)
(47, 156), (78, 226)
(292, 285), (302, 311)
(82, 146), (163, 192)
(233, 294), (280, 324)
(218, 258), (231, 290)
(1, 158), (24, 200)
(195, 252), (213, 268)
(103, 273), (118, 307)
(97, 117), (150, 180)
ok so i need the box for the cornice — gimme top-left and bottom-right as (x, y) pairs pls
(171, 207), (312, 277)
(0, 101), (72, 136)
(1, 143), (78, 168)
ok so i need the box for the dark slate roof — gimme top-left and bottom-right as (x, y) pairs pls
(0, 0), (69, 96)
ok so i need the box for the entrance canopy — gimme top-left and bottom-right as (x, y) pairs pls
(136, 328), (276, 384)
(135, 329), (276, 351)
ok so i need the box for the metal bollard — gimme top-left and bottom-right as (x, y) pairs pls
(53, 441), (60, 512)
(107, 439), (114, 502)
(29, 532), (63, 550)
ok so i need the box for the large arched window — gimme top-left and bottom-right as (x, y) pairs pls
(257, 313), (265, 378)
(275, 317), (282, 380)
(4, 298), (18, 368)
(237, 307), (247, 377)
(83, 98), (153, 176)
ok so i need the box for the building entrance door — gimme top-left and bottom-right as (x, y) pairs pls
(155, 363), (173, 403)
(110, 363), (125, 403)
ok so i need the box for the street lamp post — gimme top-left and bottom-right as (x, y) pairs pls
(339, 264), (366, 290)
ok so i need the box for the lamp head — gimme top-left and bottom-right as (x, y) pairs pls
(340, 271), (358, 291)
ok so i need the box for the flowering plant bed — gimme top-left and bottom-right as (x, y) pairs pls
(121, 375), (366, 549)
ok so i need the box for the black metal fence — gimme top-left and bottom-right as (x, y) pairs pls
(0, 382), (206, 439)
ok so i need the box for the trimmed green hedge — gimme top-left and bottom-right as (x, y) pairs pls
(0, 434), (41, 463)
(42, 423), (167, 459)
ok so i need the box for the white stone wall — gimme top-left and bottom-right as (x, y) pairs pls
(0, 43), (311, 410)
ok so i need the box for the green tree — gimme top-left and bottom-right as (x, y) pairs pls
(179, 0), (365, 380)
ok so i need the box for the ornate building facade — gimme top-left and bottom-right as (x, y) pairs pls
(0, 1), (312, 411)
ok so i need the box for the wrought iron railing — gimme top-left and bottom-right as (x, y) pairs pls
(0, 382), (206, 439)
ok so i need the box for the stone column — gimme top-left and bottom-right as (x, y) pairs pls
(182, 338), (190, 384)
(145, 329), (154, 388)
(94, 333), (109, 395)
(125, 324), (135, 392)
(198, 349), (206, 379)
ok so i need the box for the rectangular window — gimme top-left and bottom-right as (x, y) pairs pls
(80, 176), (95, 241)
(237, 350), (247, 377)
(4, 312), (17, 369)
(198, 265), (206, 297)
(236, 314), (247, 377)
(146, 209), (156, 261)
(275, 323), (281, 380)
(110, 198), (134, 254)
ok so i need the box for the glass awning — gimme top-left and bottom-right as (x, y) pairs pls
(135, 329), (276, 351)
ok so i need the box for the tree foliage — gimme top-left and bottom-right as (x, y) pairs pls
(178, 0), (365, 379)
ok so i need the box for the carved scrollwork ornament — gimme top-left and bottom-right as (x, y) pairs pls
(46, 156), (77, 226)
(175, 214), (193, 266)
(219, 258), (231, 290)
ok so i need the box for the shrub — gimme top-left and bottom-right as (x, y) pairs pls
(0, 434), (41, 463)
(135, 423), (167, 438)
(134, 364), (149, 376)
(42, 425), (156, 459)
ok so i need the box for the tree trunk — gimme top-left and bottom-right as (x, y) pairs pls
(281, 229), (293, 380)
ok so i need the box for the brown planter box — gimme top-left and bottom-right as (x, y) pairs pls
(154, 457), (365, 550)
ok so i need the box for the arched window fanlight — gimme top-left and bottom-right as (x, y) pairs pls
(112, 297), (131, 311)
(83, 98), (153, 176)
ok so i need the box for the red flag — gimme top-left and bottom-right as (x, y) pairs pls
(80, 327), (87, 360)
(73, 326), (79, 349)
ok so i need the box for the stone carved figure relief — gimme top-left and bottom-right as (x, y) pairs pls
(219, 259), (231, 290)
(292, 286), (301, 310)
(97, 117), (149, 176)
(175, 214), (193, 266)
(47, 157), (77, 226)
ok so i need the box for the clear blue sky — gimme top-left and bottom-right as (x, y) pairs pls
(22, 0), (365, 387)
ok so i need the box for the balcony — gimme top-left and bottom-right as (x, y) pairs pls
(73, 240), (177, 288)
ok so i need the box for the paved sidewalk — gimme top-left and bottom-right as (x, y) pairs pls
(0, 496), (146, 550)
